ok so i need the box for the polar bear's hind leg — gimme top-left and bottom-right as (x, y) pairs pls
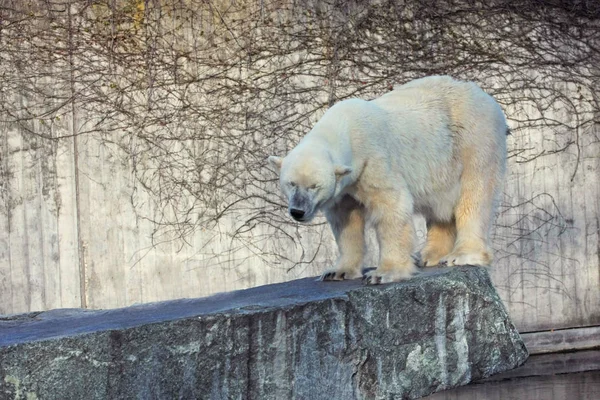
(440, 155), (498, 267)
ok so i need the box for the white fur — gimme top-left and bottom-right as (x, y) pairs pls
(270, 76), (507, 284)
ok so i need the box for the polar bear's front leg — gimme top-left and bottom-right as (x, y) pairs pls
(320, 196), (366, 281)
(420, 220), (457, 267)
(364, 192), (417, 284)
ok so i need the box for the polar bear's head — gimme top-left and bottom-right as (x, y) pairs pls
(268, 152), (352, 222)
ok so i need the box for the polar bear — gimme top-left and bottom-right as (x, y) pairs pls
(269, 76), (507, 284)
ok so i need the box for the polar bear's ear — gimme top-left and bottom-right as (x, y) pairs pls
(334, 165), (352, 179)
(268, 156), (283, 172)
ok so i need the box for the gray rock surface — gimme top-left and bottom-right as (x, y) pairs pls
(0, 266), (528, 400)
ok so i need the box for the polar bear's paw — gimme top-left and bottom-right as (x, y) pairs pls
(439, 251), (491, 267)
(419, 250), (448, 268)
(319, 268), (362, 281)
(362, 266), (416, 285)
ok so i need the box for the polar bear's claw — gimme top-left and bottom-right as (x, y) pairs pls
(321, 271), (335, 281)
(440, 251), (491, 267)
(319, 269), (361, 281)
(362, 267), (414, 285)
(362, 274), (382, 285)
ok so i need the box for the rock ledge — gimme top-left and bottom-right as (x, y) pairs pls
(0, 266), (528, 400)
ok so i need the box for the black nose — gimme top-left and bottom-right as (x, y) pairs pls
(290, 208), (305, 221)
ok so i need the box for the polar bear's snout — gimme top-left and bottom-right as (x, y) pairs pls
(289, 190), (313, 222)
(289, 208), (305, 221)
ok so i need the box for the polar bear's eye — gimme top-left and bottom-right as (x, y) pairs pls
(308, 184), (318, 190)
(289, 181), (296, 187)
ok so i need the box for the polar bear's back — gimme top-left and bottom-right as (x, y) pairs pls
(371, 75), (507, 162)
(376, 76), (504, 132)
